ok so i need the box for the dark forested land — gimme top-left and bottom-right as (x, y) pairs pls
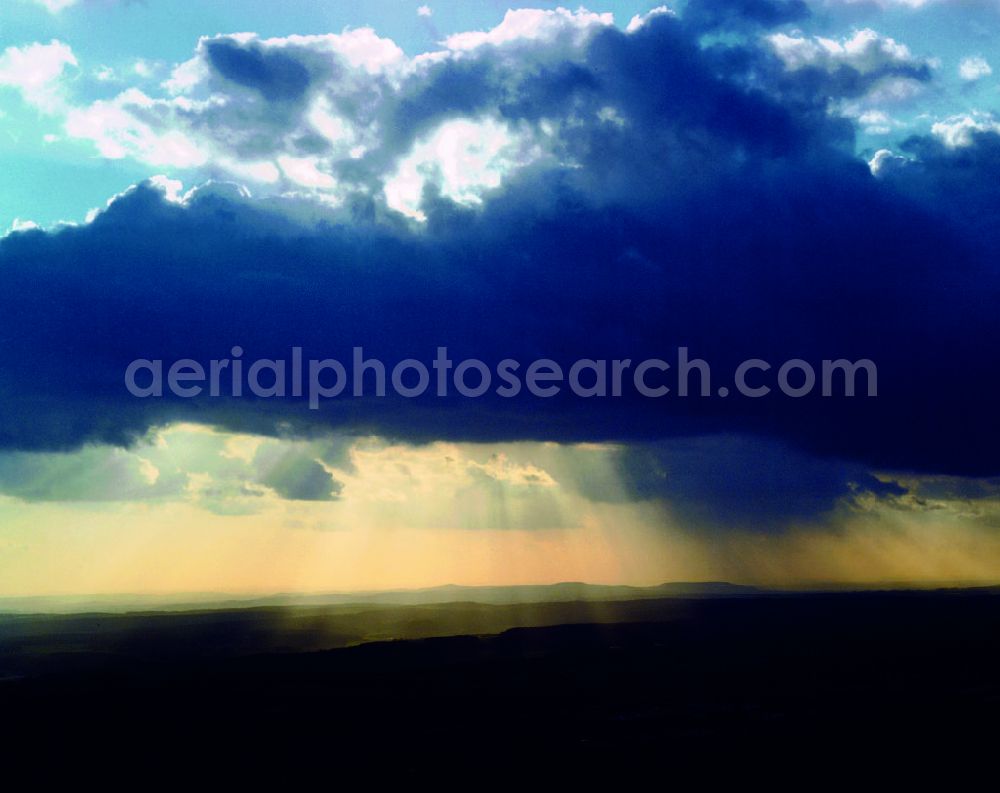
(2, 589), (998, 784)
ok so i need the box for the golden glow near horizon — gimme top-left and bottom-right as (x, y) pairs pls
(0, 423), (999, 597)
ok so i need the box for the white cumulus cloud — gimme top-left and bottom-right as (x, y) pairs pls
(0, 40), (77, 113)
(65, 88), (209, 168)
(626, 6), (674, 34)
(768, 29), (923, 75)
(443, 7), (612, 52)
(931, 112), (1000, 148)
(57, 16), (605, 217)
(384, 117), (539, 220)
(959, 56), (992, 82)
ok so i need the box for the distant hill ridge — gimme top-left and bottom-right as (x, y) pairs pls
(0, 581), (761, 614)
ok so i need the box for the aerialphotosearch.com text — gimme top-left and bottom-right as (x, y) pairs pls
(125, 347), (878, 408)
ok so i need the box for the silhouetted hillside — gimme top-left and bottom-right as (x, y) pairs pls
(1, 589), (999, 784)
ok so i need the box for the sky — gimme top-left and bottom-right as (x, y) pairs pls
(2, 0), (1000, 597)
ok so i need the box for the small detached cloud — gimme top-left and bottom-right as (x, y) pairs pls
(0, 40), (77, 113)
(32, 0), (78, 12)
(133, 59), (155, 78)
(856, 109), (896, 134)
(959, 56), (992, 82)
(417, 5), (432, 17)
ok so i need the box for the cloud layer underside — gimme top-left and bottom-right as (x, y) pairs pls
(3, 4), (1000, 476)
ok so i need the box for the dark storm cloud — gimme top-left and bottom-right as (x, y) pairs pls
(2, 5), (999, 493)
(204, 39), (312, 102)
(254, 445), (342, 501)
(608, 437), (907, 530)
(884, 128), (1000, 242)
(682, 0), (810, 32)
